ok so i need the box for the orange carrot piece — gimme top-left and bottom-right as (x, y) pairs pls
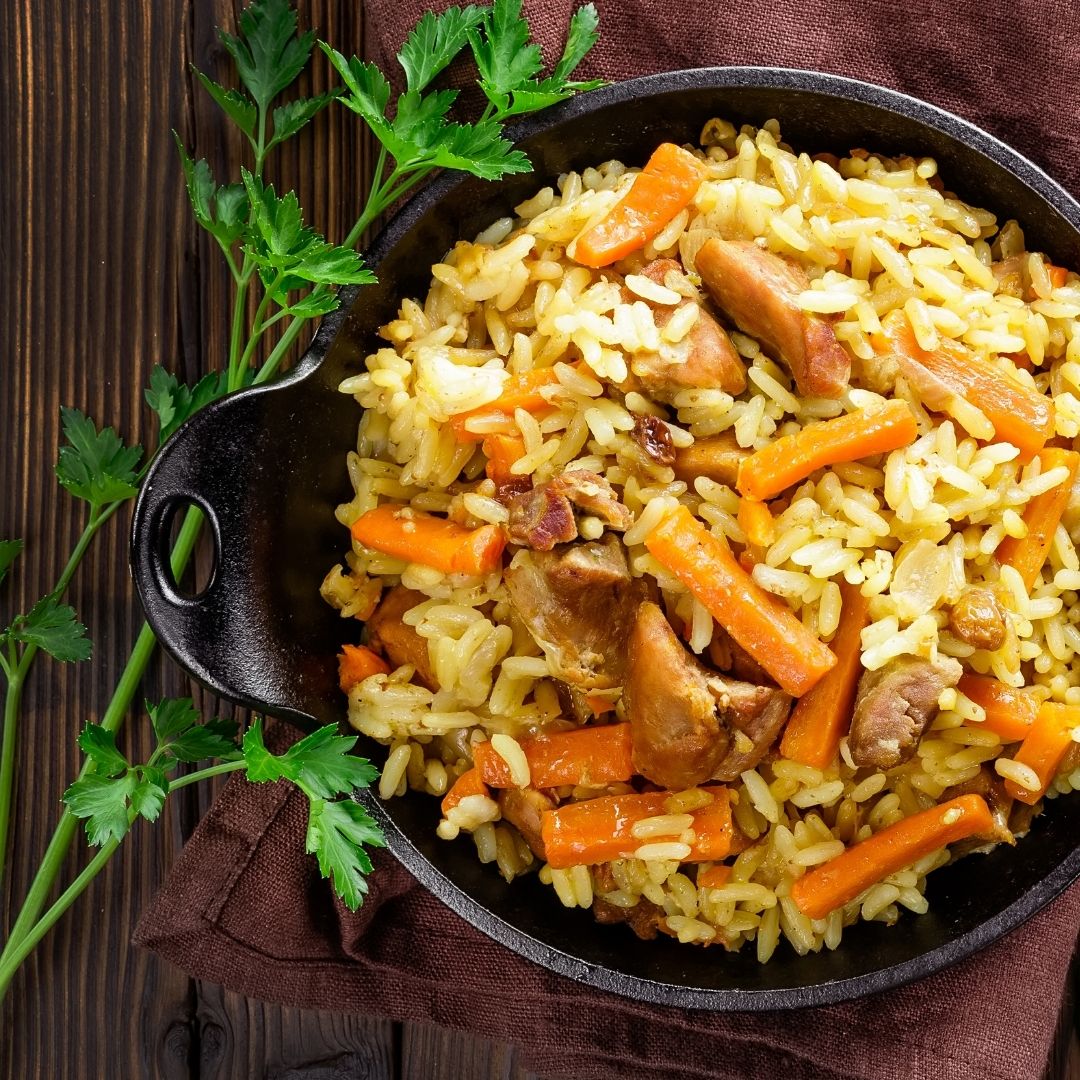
(441, 768), (490, 817)
(645, 506), (837, 696)
(736, 400), (918, 502)
(780, 582), (872, 769)
(876, 310), (1054, 458)
(574, 143), (707, 268)
(585, 694), (616, 716)
(996, 448), (1080, 589)
(472, 724), (634, 789)
(337, 644), (391, 693)
(351, 505), (506, 577)
(738, 498), (776, 548)
(957, 674), (1039, 744)
(790, 794), (995, 919)
(541, 786), (732, 869)
(450, 368), (564, 443)
(1003, 701), (1080, 804)
(697, 864), (733, 890)
(482, 433), (526, 485)
(1047, 264), (1069, 289)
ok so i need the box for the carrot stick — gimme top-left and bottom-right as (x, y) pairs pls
(541, 785), (732, 869)
(957, 673), (1039, 743)
(472, 724), (634, 789)
(574, 143), (707, 269)
(645, 505), (837, 696)
(1047, 264), (1069, 289)
(441, 767), (490, 817)
(482, 432), (526, 485)
(780, 582), (872, 769)
(875, 309), (1054, 458)
(338, 644), (391, 693)
(790, 794), (995, 918)
(736, 400), (918, 502)
(697, 864), (733, 890)
(738, 498), (776, 547)
(450, 368), (564, 443)
(351, 505), (506, 577)
(996, 448), (1080, 589)
(1003, 701), (1080, 804)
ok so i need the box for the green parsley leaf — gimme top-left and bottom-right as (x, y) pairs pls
(147, 697), (240, 764)
(242, 719), (378, 798)
(148, 696), (203, 740)
(306, 796), (386, 910)
(174, 136), (250, 247)
(77, 724), (130, 778)
(218, 0), (314, 112)
(241, 170), (376, 293)
(0, 539), (22, 587)
(267, 91), (339, 151)
(63, 772), (136, 846)
(131, 767), (169, 823)
(278, 290), (340, 319)
(466, 0), (542, 112)
(54, 407), (141, 509)
(145, 366), (254, 444)
(192, 67), (257, 137)
(7, 596), (92, 662)
(396, 6), (484, 93)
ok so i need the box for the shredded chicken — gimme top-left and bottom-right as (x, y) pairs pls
(695, 237), (851, 398)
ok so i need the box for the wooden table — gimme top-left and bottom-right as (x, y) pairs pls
(0, 2), (1078, 1077)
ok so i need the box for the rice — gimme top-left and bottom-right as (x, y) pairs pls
(328, 115), (1080, 964)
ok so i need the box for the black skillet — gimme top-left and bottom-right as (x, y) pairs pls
(130, 68), (1080, 1010)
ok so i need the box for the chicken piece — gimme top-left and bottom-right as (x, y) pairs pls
(497, 787), (555, 859)
(623, 258), (746, 397)
(948, 586), (1008, 652)
(364, 586), (437, 690)
(548, 470), (633, 531)
(624, 602), (790, 789)
(492, 474), (533, 506)
(592, 895), (668, 940)
(848, 655), (963, 769)
(504, 536), (646, 690)
(944, 767), (1015, 854)
(507, 484), (577, 551)
(630, 413), (676, 467)
(707, 626), (772, 685)
(695, 238), (851, 398)
(507, 470), (632, 550)
(670, 431), (749, 487)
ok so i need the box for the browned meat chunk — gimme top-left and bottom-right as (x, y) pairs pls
(507, 470), (632, 550)
(630, 413), (676, 466)
(548, 470), (633, 530)
(497, 787), (555, 859)
(365, 586), (437, 690)
(592, 895), (668, 940)
(504, 536), (646, 691)
(949, 586), (1008, 652)
(624, 602), (790, 789)
(707, 626), (772, 686)
(492, 474), (533, 506)
(621, 259), (746, 398)
(695, 238), (851, 398)
(671, 431), (749, 487)
(944, 767), (1015, 851)
(848, 655), (963, 769)
(507, 484), (577, 551)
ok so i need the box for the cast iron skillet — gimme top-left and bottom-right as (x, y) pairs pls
(131, 68), (1080, 1009)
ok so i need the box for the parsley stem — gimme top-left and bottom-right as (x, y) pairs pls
(0, 834), (121, 998)
(169, 758), (247, 791)
(2, 507), (204, 957)
(0, 502), (122, 891)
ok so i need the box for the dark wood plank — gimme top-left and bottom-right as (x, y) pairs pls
(197, 982), (397, 1079)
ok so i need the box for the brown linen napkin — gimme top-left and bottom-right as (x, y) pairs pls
(138, 3), (1080, 1077)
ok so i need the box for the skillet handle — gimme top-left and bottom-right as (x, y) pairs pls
(130, 387), (324, 729)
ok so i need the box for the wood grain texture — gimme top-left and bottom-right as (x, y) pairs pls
(0, 1), (1077, 1078)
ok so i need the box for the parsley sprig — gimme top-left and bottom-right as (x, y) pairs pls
(0, 0), (601, 999)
